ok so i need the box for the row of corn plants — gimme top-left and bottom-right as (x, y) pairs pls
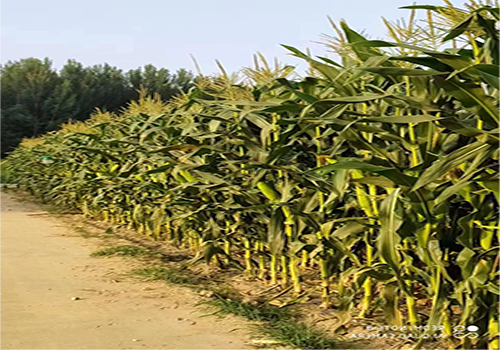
(4, 2), (499, 349)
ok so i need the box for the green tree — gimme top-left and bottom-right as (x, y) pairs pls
(1, 58), (59, 136)
(86, 63), (128, 112)
(126, 65), (194, 101)
(1, 105), (32, 154)
(1, 58), (194, 155)
(58, 60), (99, 121)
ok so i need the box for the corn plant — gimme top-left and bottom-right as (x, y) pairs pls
(5, 1), (498, 349)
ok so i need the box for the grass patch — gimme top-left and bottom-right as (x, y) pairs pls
(130, 266), (201, 285)
(74, 226), (113, 239)
(261, 319), (336, 349)
(90, 245), (150, 258)
(201, 296), (336, 349)
(201, 297), (292, 322)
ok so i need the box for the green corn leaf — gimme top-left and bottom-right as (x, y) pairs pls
(266, 146), (294, 165)
(480, 228), (495, 251)
(433, 76), (499, 125)
(351, 40), (443, 54)
(442, 15), (474, 42)
(457, 248), (476, 280)
(262, 104), (304, 114)
(269, 209), (285, 255)
(356, 264), (395, 282)
(363, 115), (442, 123)
(434, 150), (493, 205)
(340, 21), (384, 61)
(412, 141), (491, 192)
(477, 6), (500, 19)
(470, 64), (500, 77)
(389, 56), (452, 72)
(331, 222), (366, 239)
(311, 161), (391, 175)
(469, 259), (490, 287)
(487, 282), (500, 295)
(438, 118), (489, 137)
(145, 164), (173, 175)
(359, 67), (447, 76)
(399, 5), (445, 11)
(345, 56), (389, 84)
(469, 64), (500, 89)
(354, 41), (485, 80)
(313, 94), (392, 106)
(280, 44), (309, 59)
(351, 176), (395, 188)
(378, 189), (402, 273)
(478, 180), (500, 202)
(426, 53), (473, 72)
(241, 112), (272, 129)
(310, 160), (418, 187)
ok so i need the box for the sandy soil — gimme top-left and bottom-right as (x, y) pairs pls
(1, 193), (253, 350)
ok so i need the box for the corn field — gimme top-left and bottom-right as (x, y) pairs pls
(4, 2), (499, 349)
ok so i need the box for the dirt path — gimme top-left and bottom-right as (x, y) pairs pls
(1, 193), (252, 350)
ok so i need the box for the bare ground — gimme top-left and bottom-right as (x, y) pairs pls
(1, 193), (253, 350)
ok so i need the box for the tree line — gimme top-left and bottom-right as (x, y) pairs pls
(1, 58), (194, 155)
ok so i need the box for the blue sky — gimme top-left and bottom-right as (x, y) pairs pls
(1, 0), (459, 75)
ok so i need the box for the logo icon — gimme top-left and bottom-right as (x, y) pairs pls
(452, 325), (479, 339)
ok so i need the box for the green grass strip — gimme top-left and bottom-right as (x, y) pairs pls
(201, 297), (336, 349)
(90, 245), (150, 258)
